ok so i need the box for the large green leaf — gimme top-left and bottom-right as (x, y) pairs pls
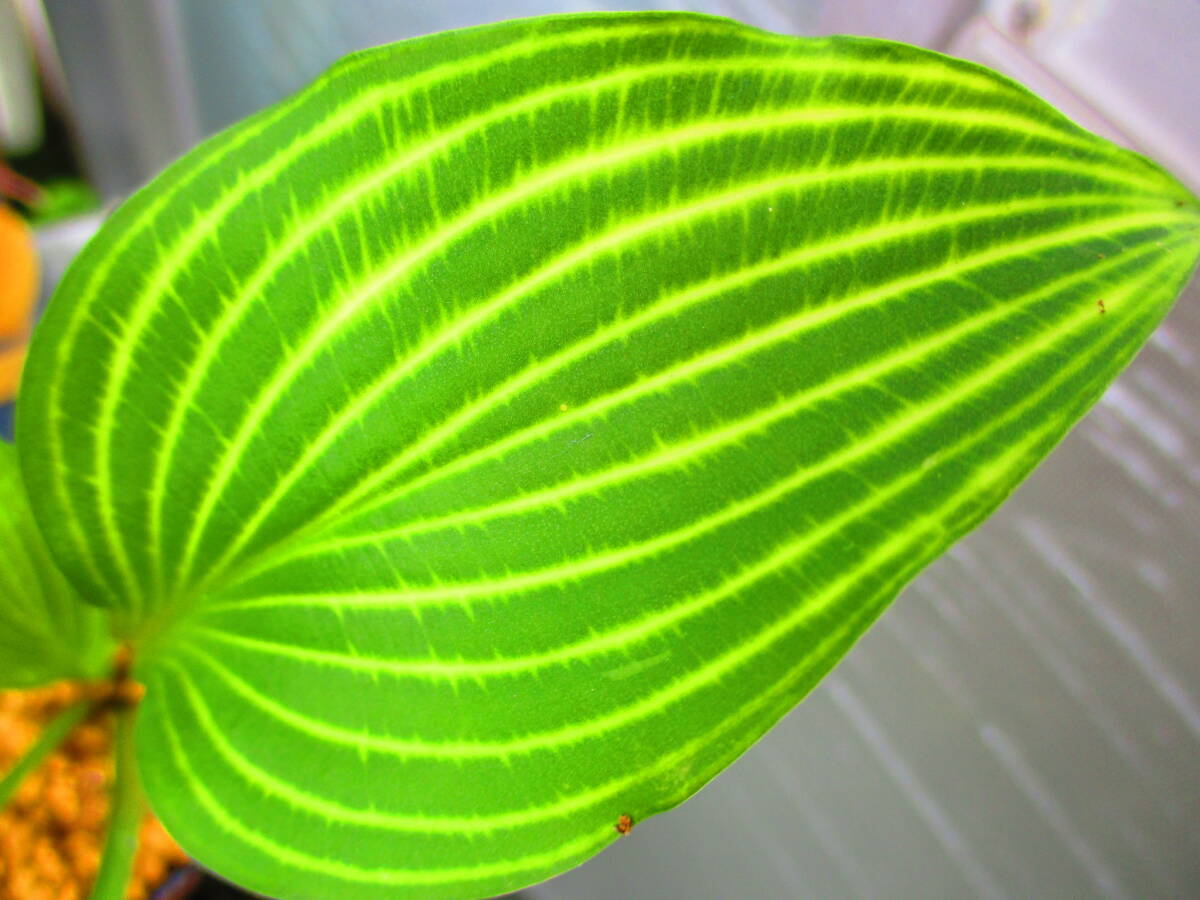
(0, 441), (112, 688)
(17, 12), (1200, 900)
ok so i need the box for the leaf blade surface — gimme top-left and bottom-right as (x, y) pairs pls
(17, 12), (1200, 900)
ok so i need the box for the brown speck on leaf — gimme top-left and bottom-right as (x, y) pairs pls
(1097, 299), (1106, 314)
(615, 814), (633, 835)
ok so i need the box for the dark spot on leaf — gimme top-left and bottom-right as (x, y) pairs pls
(615, 814), (633, 835)
(1097, 299), (1106, 314)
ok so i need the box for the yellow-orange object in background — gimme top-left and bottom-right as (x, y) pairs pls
(0, 203), (38, 336)
(0, 343), (28, 402)
(0, 202), (38, 403)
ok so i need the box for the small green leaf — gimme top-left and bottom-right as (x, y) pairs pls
(0, 441), (112, 688)
(16, 12), (1200, 900)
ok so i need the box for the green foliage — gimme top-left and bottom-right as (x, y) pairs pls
(27, 179), (101, 226)
(8, 12), (1200, 900)
(0, 441), (112, 688)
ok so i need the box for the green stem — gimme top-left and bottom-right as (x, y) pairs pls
(0, 696), (90, 810)
(89, 702), (144, 900)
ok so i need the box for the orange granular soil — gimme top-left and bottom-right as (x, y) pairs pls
(0, 683), (188, 900)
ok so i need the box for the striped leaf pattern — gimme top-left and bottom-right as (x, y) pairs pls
(0, 442), (112, 688)
(17, 12), (1200, 900)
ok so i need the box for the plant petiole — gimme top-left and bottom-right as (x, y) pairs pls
(0, 694), (90, 810)
(87, 699), (145, 900)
